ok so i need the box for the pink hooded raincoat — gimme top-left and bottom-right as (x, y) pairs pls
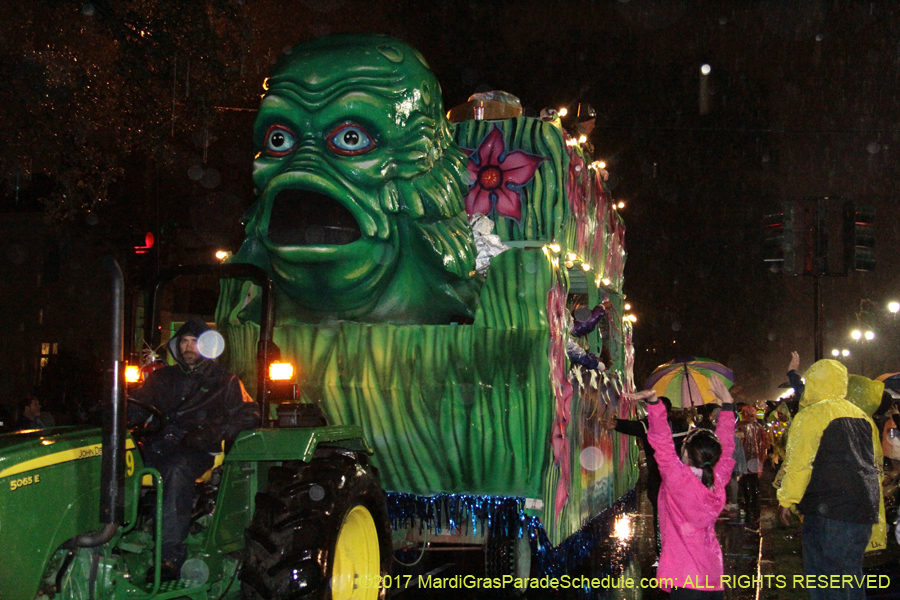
(648, 401), (735, 592)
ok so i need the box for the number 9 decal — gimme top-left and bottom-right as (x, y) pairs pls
(126, 451), (135, 477)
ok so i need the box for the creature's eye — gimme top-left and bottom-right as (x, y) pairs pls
(263, 124), (296, 157)
(326, 123), (375, 156)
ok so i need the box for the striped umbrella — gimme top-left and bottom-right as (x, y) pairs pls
(644, 356), (735, 408)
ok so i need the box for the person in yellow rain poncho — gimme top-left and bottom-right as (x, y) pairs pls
(777, 360), (881, 600)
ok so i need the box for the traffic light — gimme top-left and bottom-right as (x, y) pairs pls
(764, 198), (856, 276)
(849, 204), (875, 271)
(131, 232), (155, 254)
(763, 205), (789, 270)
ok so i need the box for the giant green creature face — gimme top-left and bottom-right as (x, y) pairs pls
(239, 34), (477, 323)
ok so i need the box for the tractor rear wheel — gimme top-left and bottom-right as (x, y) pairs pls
(240, 448), (390, 600)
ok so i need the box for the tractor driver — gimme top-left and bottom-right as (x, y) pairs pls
(129, 317), (260, 581)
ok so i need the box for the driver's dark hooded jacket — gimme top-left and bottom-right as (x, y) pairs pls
(130, 318), (260, 453)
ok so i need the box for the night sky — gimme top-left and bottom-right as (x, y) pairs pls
(2, 0), (900, 404)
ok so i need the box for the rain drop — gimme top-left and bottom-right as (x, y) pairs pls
(305, 226), (326, 245)
(574, 307), (593, 321)
(200, 168), (221, 189)
(815, 33), (824, 41)
(309, 485), (325, 501)
(376, 245), (396, 265)
(188, 165), (204, 181)
(81, 2), (95, 16)
(579, 446), (605, 471)
(718, 16), (727, 25)
(671, 321), (682, 332)
(867, 142), (880, 154)
(768, 332), (777, 341)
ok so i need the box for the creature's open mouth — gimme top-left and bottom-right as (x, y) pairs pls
(267, 189), (363, 246)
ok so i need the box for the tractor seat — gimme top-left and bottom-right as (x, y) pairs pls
(196, 446), (226, 483)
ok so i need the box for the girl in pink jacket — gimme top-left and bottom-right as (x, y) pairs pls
(628, 377), (735, 600)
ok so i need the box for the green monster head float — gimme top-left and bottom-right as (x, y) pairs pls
(233, 34), (479, 324)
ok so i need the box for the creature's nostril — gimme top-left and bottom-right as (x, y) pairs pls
(267, 189), (362, 246)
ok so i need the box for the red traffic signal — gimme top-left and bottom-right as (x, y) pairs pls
(133, 232), (155, 254)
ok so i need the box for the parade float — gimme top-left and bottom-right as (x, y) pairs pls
(215, 33), (638, 576)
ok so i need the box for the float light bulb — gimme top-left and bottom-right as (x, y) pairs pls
(701, 64), (711, 76)
(842, 349), (850, 357)
(865, 331), (875, 341)
(851, 330), (862, 340)
(889, 302), (900, 313)
(831, 349), (839, 357)
(558, 107), (568, 117)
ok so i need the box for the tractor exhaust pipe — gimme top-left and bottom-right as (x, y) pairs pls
(69, 257), (126, 548)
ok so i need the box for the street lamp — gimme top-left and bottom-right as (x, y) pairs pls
(849, 329), (875, 376)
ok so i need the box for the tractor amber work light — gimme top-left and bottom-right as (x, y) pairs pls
(269, 362), (295, 381)
(124, 365), (141, 383)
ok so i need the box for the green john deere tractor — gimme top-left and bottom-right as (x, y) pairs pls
(0, 259), (391, 600)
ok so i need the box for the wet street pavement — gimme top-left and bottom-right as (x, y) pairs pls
(390, 462), (900, 600)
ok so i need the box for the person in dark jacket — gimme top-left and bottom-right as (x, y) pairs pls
(130, 317), (260, 579)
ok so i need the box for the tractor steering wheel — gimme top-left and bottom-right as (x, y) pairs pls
(126, 398), (167, 441)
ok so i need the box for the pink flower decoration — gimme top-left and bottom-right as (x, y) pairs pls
(463, 126), (545, 223)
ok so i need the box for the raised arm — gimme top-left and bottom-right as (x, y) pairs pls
(710, 377), (736, 475)
(624, 390), (681, 468)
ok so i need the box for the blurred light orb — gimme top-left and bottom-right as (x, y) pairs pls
(672, 321), (682, 332)
(851, 330), (862, 340)
(888, 302), (900, 313)
(701, 64), (712, 76)
(188, 165), (204, 181)
(842, 349), (850, 357)
(574, 307), (592, 321)
(865, 331), (875, 341)
(580, 446), (605, 471)
(831, 349), (839, 357)
(82, 3), (95, 15)
(867, 142), (881, 154)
